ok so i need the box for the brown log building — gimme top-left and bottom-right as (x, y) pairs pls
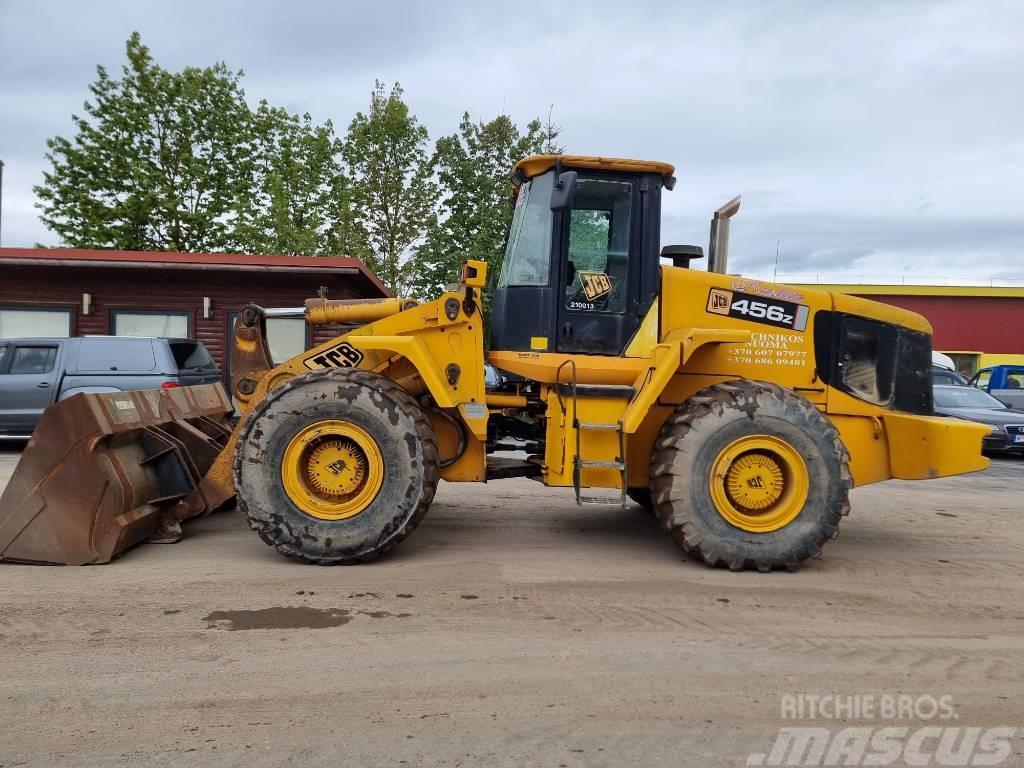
(0, 248), (389, 385)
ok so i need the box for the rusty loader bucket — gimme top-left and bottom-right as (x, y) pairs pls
(0, 384), (234, 565)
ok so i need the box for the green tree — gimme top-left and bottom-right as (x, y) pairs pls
(237, 103), (345, 255)
(412, 112), (548, 300)
(324, 173), (374, 263)
(540, 105), (564, 154)
(343, 81), (435, 294)
(35, 33), (255, 252)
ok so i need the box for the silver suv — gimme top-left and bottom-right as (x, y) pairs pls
(0, 336), (220, 438)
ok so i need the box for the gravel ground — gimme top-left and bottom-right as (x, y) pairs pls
(0, 445), (1022, 767)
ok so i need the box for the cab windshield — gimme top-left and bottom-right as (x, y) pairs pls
(497, 171), (554, 288)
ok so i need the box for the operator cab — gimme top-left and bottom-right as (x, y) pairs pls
(490, 156), (676, 357)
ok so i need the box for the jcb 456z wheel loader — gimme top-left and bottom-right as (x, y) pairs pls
(0, 155), (989, 570)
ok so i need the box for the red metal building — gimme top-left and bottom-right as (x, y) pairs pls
(0, 248), (389, 384)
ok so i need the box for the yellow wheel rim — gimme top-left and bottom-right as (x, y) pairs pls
(709, 435), (809, 533)
(281, 420), (384, 520)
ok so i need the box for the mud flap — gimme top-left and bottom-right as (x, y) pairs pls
(0, 384), (234, 565)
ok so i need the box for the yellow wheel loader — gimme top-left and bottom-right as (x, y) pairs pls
(0, 155), (989, 570)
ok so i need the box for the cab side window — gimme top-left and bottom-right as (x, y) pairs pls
(564, 178), (633, 314)
(9, 346), (58, 375)
(972, 370), (991, 389)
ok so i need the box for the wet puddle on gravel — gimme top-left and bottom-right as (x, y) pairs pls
(202, 607), (411, 631)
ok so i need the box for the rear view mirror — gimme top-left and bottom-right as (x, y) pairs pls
(550, 171), (578, 211)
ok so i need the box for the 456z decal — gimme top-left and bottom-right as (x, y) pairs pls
(707, 287), (809, 331)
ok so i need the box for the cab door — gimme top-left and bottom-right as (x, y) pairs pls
(555, 174), (642, 355)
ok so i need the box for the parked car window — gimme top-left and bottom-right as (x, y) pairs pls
(1004, 371), (1024, 389)
(971, 370), (992, 389)
(934, 386), (1007, 409)
(169, 341), (215, 370)
(77, 339), (156, 373)
(0, 344), (8, 370)
(0, 309), (71, 338)
(9, 346), (58, 375)
(931, 367), (966, 386)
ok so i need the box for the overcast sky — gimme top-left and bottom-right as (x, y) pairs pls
(1, 1), (1021, 282)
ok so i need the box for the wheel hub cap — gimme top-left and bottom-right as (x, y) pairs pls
(281, 420), (384, 521)
(306, 439), (368, 497)
(725, 454), (784, 510)
(709, 435), (809, 533)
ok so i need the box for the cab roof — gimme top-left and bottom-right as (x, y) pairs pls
(513, 155), (676, 184)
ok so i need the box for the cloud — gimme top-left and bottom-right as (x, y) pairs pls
(1, 0), (1021, 278)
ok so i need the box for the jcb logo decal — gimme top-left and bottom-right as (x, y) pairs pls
(708, 288), (733, 315)
(579, 271), (612, 301)
(303, 341), (364, 370)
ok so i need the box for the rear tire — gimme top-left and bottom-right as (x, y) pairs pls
(234, 369), (439, 565)
(627, 488), (653, 512)
(650, 380), (851, 572)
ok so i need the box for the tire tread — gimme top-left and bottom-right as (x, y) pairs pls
(233, 368), (439, 565)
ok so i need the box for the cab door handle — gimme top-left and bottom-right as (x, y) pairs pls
(36, 382), (51, 388)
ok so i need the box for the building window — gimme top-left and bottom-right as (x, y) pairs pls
(265, 318), (308, 363)
(112, 311), (190, 338)
(0, 308), (72, 339)
(947, 353), (980, 377)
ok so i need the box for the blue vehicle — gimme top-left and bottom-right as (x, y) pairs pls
(0, 336), (220, 438)
(969, 365), (1024, 410)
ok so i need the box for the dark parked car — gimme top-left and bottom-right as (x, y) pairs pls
(933, 384), (1024, 454)
(0, 336), (220, 438)
(931, 365), (968, 386)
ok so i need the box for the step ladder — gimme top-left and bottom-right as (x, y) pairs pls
(573, 419), (628, 507)
(555, 359), (629, 508)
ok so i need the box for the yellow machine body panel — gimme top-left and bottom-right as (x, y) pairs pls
(488, 264), (988, 492)
(234, 295), (487, 425)
(201, 269), (494, 503)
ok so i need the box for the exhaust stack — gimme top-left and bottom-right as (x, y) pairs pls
(707, 195), (742, 274)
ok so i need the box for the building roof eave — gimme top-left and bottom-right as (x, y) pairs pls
(0, 247), (391, 297)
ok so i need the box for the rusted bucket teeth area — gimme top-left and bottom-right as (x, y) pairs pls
(0, 384), (234, 565)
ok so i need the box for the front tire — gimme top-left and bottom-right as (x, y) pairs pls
(234, 369), (439, 565)
(650, 381), (851, 572)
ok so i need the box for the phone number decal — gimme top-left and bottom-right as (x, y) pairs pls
(706, 287), (809, 331)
